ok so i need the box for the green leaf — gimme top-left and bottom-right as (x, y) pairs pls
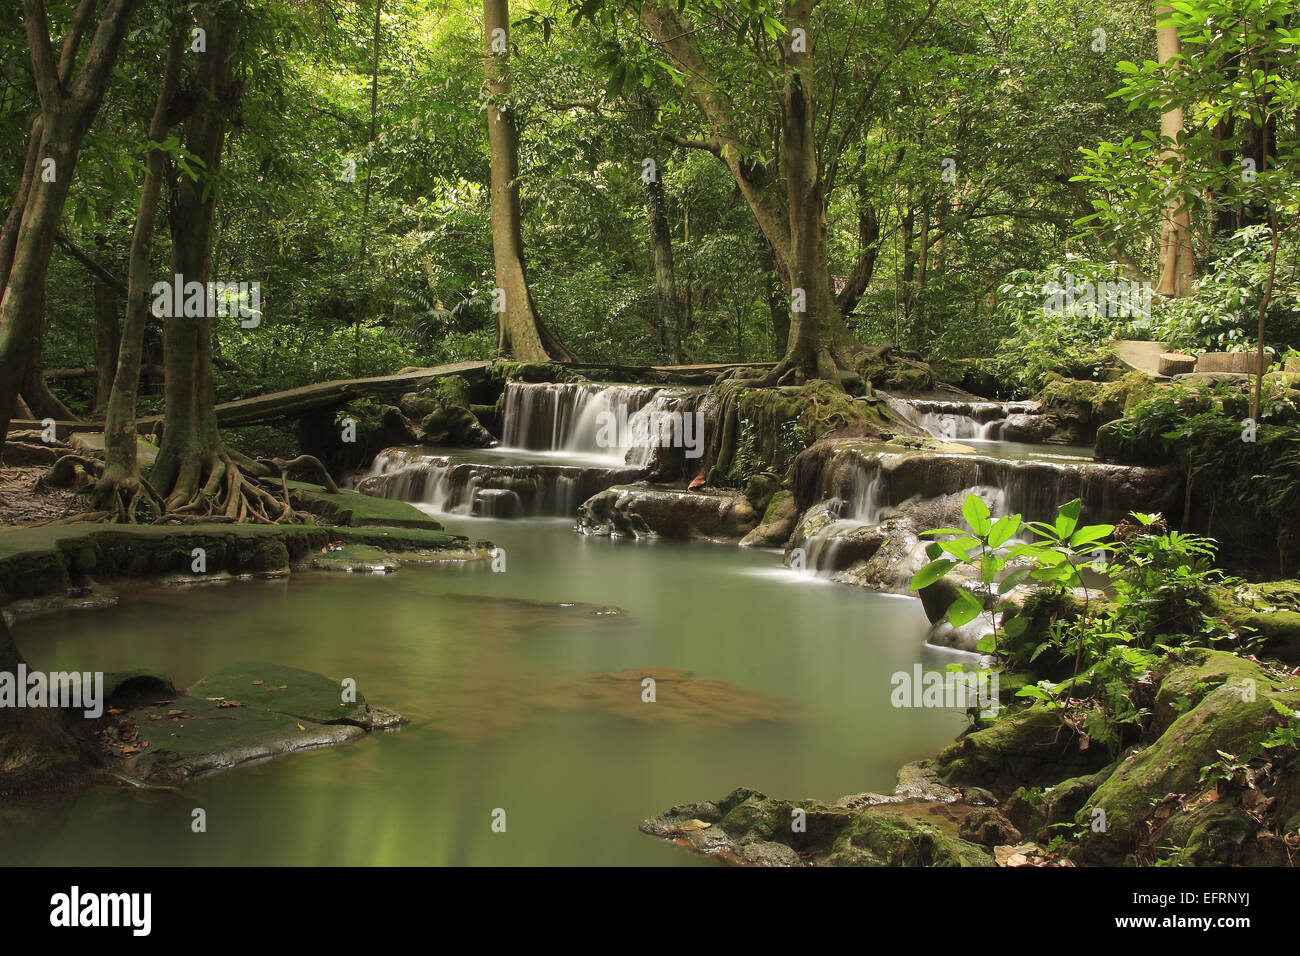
(910, 559), (956, 591)
(948, 589), (984, 627)
(1070, 524), (1114, 548)
(962, 494), (992, 537)
(998, 568), (1033, 595)
(988, 514), (1021, 548)
(1002, 613), (1029, 637)
(1055, 498), (1082, 540)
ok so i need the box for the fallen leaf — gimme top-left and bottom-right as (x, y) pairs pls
(678, 819), (712, 832)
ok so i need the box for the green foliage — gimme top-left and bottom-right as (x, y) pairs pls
(1146, 227), (1300, 353)
(986, 257), (1136, 394)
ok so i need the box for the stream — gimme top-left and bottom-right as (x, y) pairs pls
(3, 385), (1106, 866)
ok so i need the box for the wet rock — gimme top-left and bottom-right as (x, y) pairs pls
(113, 661), (406, 785)
(959, 807), (1022, 846)
(740, 490), (799, 548)
(576, 484), (759, 541)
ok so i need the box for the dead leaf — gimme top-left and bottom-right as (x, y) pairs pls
(677, 819), (712, 832)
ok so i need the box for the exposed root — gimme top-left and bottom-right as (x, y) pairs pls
(37, 454), (103, 493)
(155, 450), (316, 526)
(41, 448), (326, 527)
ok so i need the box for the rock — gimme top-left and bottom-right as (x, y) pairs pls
(958, 807), (1022, 846)
(1071, 651), (1300, 865)
(308, 543), (400, 573)
(640, 786), (994, 867)
(1157, 352), (1197, 376)
(576, 484), (759, 541)
(113, 661), (407, 785)
(935, 703), (1111, 789)
(740, 490), (799, 548)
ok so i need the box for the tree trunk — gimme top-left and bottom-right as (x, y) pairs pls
(0, 611), (82, 792)
(0, 0), (138, 452)
(483, 0), (576, 362)
(150, 9), (278, 521)
(20, 297), (78, 421)
(92, 279), (119, 413)
(638, 0), (869, 385)
(1155, 7), (1195, 298)
(643, 173), (682, 363)
(95, 28), (184, 518)
(835, 196), (880, 317)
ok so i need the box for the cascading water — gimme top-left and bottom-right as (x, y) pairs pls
(788, 442), (1179, 588)
(357, 382), (703, 517)
(884, 395), (1041, 442)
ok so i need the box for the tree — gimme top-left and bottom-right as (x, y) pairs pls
(0, 0), (138, 452)
(484, 0), (577, 361)
(1154, 4), (1194, 298)
(94, 26), (186, 519)
(625, 0), (940, 384)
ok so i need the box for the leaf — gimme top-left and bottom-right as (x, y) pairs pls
(998, 568), (1033, 595)
(962, 494), (992, 537)
(678, 819), (712, 831)
(1002, 613), (1030, 638)
(1069, 524), (1114, 548)
(988, 514), (1021, 548)
(1055, 499), (1082, 540)
(910, 559), (956, 590)
(948, 589), (984, 627)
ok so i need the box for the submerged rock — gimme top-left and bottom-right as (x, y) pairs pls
(109, 661), (406, 786)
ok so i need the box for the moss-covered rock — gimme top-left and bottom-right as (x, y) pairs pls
(114, 661), (405, 785)
(739, 489), (799, 548)
(935, 703), (1111, 789)
(703, 380), (882, 487)
(1071, 650), (1300, 865)
(640, 786), (994, 867)
(1211, 581), (1300, 664)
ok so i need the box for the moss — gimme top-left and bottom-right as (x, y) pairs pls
(646, 786), (993, 866)
(1072, 652), (1300, 864)
(488, 360), (584, 386)
(286, 481), (444, 530)
(1211, 582), (1300, 663)
(0, 521), (474, 606)
(935, 702), (1109, 788)
(707, 380), (876, 487)
(826, 812), (995, 867)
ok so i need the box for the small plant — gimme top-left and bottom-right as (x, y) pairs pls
(909, 495), (1114, 670)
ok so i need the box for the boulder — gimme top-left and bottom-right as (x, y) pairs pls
(576, 484), (759, 541)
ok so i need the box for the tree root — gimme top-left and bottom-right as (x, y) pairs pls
(43, 449), (325, 527)
(37, 455), (104, 493)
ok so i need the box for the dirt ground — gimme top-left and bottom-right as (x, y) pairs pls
(0, 466), (87, 526)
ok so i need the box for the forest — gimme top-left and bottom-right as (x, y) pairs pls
(0, 0), (1297, 885)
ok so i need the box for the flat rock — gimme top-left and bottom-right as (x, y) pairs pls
(110, 661), (405, 785)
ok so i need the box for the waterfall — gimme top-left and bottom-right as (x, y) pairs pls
(501, 382), (666, 461)
(357, 448), (644, 518)
(788, 442), (1178, 584)
(885, 396), (1041, 442)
